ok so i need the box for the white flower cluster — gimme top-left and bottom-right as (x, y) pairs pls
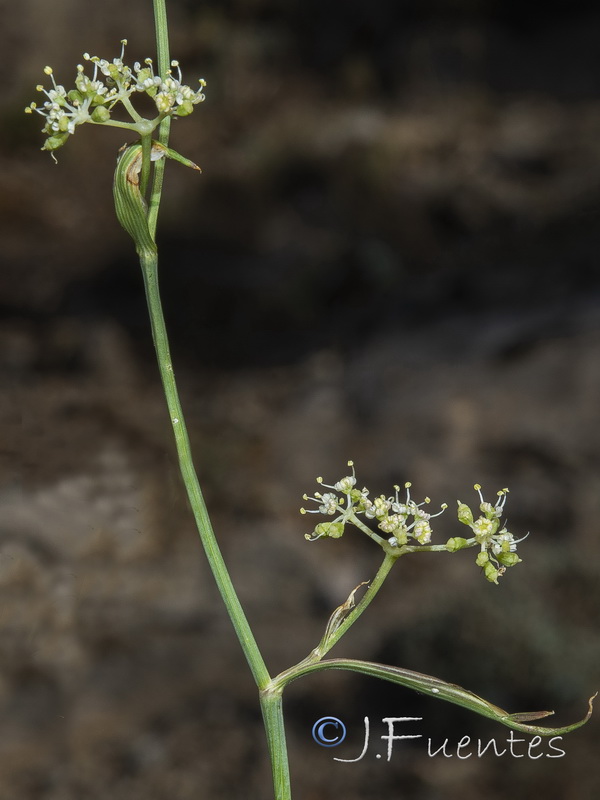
(455, 484), (526, 583)
(25, 40), (206, 153)
(301, 467), (527, 583)
(301, 461), (446, 546)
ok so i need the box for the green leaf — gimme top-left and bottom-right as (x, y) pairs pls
(113, 142), (156, 256)
(284, 658), (596, 736)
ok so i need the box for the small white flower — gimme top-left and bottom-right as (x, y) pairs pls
(371, 495), (392, 519)
(472, 517), (496, 539)
(302, 464), (445, 549)
(490, 528), (528, 556)
(412, 519), (432, 544)
(317, 492), (339, 515)
(463, 485), (526, 581)
(26, 41), (207, 154)
(154, 61), (206, 116)
(378, 513), (407, 535)
(334, 474), (356, 492)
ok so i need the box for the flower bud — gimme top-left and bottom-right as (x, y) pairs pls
(68, 89), (84, 104)
(483, 561), (499, 584)
(314, 522), (345, 539)
(475, 551), (489, 567)
(42, 132), (70, 150)
(155, 93), (174, 114)
(175, 100), (194, 117)
(446, 537), (469, 552)
(497, 551), (521, 567)
(457, 501), (474, 526)
(91, 106), (111, 123)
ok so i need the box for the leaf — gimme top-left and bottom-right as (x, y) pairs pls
(505, 710), (554, 723)
(322, 582), (369, 640)
(286, 658), (596, 736)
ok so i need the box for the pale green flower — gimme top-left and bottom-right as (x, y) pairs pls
(301, 464), (445, 547)
(457, 485), (527, 583)
(25, 40), (206, 155)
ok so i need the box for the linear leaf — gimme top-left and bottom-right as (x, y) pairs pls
(287, 658), (595, 736)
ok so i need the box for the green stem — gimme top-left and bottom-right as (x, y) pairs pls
(315, 552), (395, 658)
(144, 5), (290, 799)
(270, 554), (395, 694)
(398, 541), (470, 554)
(308, 533), (482, 663)
(260, 688), (292, 800)
(139, 248), (270, 689)
(140, 134), (152, 199)
(272, 538), (480, 691)
(149, 0), (173, 237)
(349, 513), (388, 547)
(91, 118), (142, 132)
(147, 117), (170, 237)
(120, 92), (144, 124)
(153, 0), (171, 78)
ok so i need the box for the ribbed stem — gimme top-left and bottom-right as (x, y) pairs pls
(149, 0), (172, 236)
(139, 247), (270, 689)
(260, 688), (292, 800)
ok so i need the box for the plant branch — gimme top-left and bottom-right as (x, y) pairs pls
(313, 552), (396, 659)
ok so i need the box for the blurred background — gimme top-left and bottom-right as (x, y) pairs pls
(1, 0), (600, 798)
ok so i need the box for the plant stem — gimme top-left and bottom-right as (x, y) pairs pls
(120, 92), (144, 123)
(144, 5), (295, 799)
(138, 248), (270, 689)
(153, 0), (171, 78)
(140, 134), (152, 198)
(146, 1), (271, 688)
(270, 553), (396, 693)
(316, 552), (396, 657)
(149, 0), (172, 236)
(260, 688), (292, 800)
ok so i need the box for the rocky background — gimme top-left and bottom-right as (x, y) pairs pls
(1, 1), (599, 798)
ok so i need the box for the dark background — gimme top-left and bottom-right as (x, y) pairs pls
(1, 1), (599, 798)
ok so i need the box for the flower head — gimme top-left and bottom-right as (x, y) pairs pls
(25, 41), (207, 155)
(302, 467), (527, 586)
(152, 60), (207, 117)
(301, 463), (446, 547)
(456, 485), (527, 583)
